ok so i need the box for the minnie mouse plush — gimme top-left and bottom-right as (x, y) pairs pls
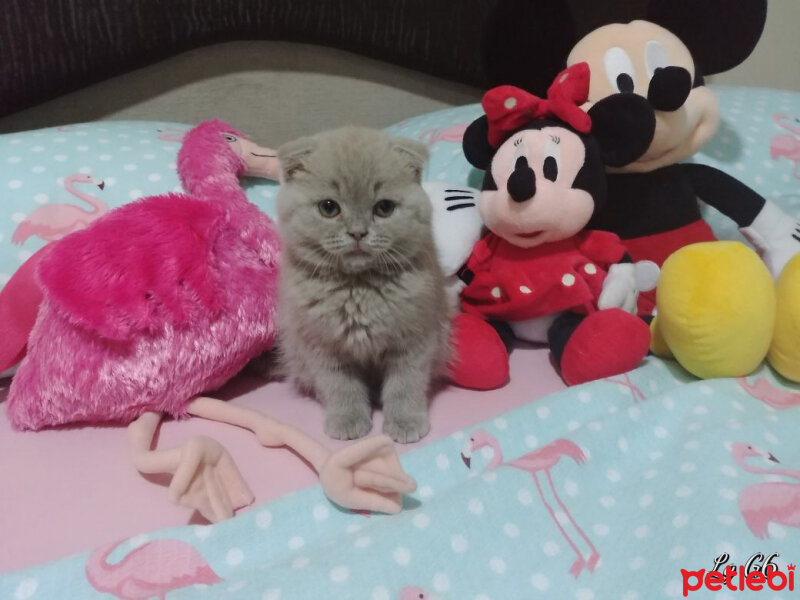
(451, 63), (657, 386)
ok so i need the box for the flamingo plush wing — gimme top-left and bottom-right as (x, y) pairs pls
(38, 194), (226, 341)
(0, 245), (52, 371)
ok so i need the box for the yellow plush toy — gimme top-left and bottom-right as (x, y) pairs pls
(650, 243), (773, 378)
(769, 253), (800, 381)
(651, 242), (800, 382)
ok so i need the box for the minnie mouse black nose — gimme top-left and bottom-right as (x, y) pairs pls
(507, 156), (536, 203)
(647, 66), (692, 112)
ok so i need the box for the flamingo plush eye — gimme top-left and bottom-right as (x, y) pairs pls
(222, 133), (238, 143)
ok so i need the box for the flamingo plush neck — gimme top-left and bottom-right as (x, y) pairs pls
(177, 119), (248, 199)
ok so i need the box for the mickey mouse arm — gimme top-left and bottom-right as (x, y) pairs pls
(681, 163), (764, 226)
(682, 163), (800, 277)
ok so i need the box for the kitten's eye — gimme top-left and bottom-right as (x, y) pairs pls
(318, 199), (341, 218)
(221, 133), (238, 143)
(373, 199), (396, 218)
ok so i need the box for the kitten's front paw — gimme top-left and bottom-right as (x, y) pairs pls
(325, 412), (373, 440)
(383, 414), (430, 444)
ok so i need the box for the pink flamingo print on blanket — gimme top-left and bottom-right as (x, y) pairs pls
(157, 128), (187, 143)
(418, 123), (468, 145)
(770, 114), (800, 179)
(461, 429), (599, 577)
(738, 377), (800, 409)
(85, 538), (221, 599)
(11, 174), (107, 245)
(604, 373), (646, 402)
(398, 585), (430, 599)
(730, 442), (800, 538)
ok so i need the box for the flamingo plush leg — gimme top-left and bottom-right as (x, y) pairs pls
(545, 470), (600, 572)
(185, 397), (417, 514)
(128, 410), (254, 522)
(532, 472), (586, 578)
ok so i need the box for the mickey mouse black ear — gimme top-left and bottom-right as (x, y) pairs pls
(462, 116), (495, 170)
(481, 0), (577, 95)
(646, 0), (767, 76)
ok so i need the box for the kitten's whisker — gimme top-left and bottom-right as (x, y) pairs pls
(384, 247), (414, 272)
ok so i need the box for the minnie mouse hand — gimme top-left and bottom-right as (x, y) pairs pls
(598, 263), (638, 313)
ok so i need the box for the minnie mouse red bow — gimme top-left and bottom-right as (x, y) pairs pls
(483, 62), (592, 147)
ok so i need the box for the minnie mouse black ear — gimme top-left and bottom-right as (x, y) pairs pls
(646, 0), (767, 76)
(462, 116), (495, 170)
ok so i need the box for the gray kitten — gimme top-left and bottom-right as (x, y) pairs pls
(276, 127), (450, 443)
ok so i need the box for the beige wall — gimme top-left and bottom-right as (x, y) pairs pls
(710, 0), (800, 91)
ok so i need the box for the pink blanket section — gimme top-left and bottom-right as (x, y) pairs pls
(0, 345), (564, 573)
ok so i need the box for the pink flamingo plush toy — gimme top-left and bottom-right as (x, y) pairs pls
(5, 120), (415, 521)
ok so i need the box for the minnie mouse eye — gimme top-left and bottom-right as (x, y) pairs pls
(604, 47), (636, 94)
(542, 137), (560, 182)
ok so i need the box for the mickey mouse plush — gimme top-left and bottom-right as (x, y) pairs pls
(479, 0), (800, 381)
(451, 63), (656, 386)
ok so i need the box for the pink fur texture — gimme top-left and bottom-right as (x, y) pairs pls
(7, 120), (281, 430)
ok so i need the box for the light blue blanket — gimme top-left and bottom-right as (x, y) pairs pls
(3, 360), (799, 599)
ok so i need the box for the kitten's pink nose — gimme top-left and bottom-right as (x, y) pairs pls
(348, 231), (366, 241)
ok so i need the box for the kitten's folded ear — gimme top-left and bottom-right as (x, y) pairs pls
(277, 136), (317, 181)
(391, 136), (429, 183)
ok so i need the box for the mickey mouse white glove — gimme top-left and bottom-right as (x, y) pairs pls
(740, 199), (800, 279)
(597, 260), (660, 314)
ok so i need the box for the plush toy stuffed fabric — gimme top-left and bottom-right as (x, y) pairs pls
(451, 64), (654, 386)
(6, 120), (283, 428)
(480, 0), (800, 382)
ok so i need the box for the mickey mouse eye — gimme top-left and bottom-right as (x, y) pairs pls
(645, 41), (671, 79)
(221, 133), (238, 143)
(318, 199), (341, 218)
(542, 137), (560, 182)
(604, 47), (636, 93)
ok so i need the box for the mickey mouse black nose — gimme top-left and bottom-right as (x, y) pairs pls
(647, 66), (692, 112)
(507, 156), (536, 203)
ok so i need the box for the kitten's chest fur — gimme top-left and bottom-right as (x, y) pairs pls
(282, 265), (445, 363)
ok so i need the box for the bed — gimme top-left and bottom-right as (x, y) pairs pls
(1, 83), (799, 599)
(2, 1), (800, 598)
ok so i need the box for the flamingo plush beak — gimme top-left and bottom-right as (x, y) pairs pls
(768, 452), (780, 463)
(461, 453), (471, 469)
(234, 138), (280, 181)
(97, 181), (106, 191)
